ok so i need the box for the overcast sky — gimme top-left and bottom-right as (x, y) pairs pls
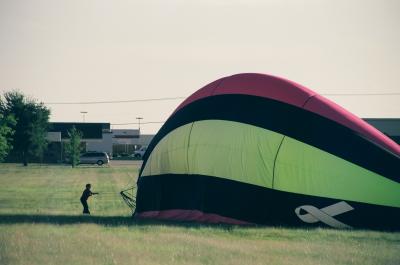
(1, 0), (399, 134)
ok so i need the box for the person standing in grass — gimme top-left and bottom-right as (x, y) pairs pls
(80, 183), (99, 214)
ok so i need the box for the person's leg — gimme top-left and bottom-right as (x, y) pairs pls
(81, 199), (90, 214)
(80, 199), (84, 213)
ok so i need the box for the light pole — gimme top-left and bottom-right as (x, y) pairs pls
(136, 117), (143, 132)
(136, 117), (143, 149)
(80, 111), (88, 122)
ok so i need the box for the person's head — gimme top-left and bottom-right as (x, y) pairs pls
(86, 183), (91, 189)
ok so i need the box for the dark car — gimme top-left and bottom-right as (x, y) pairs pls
(79, 152), (110, 166)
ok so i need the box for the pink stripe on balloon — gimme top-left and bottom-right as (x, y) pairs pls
(173, 78), (223, 115)
(174, 73), (315, 114)
(212, 73), (315, 107)
(172, 73), (400, 156)
(136, 209), (252, 225)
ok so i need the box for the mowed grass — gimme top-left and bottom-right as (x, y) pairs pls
(0, 163), (399, 265)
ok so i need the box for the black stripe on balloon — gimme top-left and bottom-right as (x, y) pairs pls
(136, 174), (400, 230)
(140, 94), (399, 183)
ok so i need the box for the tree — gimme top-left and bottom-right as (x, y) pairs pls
(0, 113), (16, 161)
(1, 91), (50, 166)
(65, 126), (83, 168)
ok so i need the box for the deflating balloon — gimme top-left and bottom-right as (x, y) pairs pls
(134, 73), (400, 229)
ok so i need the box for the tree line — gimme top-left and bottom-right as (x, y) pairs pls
(0, 91), (82, 167)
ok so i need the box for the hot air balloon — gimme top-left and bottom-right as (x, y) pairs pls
(133, 73), (400, 229)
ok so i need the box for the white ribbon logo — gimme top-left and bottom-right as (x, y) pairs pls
(295, 201), (354, 229)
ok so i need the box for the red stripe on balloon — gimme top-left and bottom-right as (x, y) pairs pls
(136, 209), (252, 225)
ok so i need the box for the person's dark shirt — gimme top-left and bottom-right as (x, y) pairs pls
(80, 188), (92, 201)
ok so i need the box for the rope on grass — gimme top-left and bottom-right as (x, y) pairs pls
(120, 186), (137, 213)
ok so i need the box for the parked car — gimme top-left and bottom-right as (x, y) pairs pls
(132, 146), (147, 159)
(79, 152), (110, 166)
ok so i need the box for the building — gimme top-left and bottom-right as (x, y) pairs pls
(47, 123), (154, 160)
(363, 118), (400, 145)
(86, 129), (154, 156)
(46, 122), (110, 162)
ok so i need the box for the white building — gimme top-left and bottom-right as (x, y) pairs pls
(86, 129), (154, 156)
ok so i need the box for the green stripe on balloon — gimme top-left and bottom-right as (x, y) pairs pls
(141, 119), (400, 208)
(274, 137), (400, 208)
(142, 120), (284, 188)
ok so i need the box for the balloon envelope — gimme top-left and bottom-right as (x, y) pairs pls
(135, 73), (400, 229)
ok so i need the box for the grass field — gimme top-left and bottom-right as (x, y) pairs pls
(0, 163), (399, 265)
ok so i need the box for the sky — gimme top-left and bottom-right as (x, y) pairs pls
(0, 0), (399, 134)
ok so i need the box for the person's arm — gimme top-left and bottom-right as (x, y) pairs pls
(92, 192), (99, 195)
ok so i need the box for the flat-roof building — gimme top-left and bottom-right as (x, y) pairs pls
(363, 118), (400, 145)
(46, 122), (154, 161)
